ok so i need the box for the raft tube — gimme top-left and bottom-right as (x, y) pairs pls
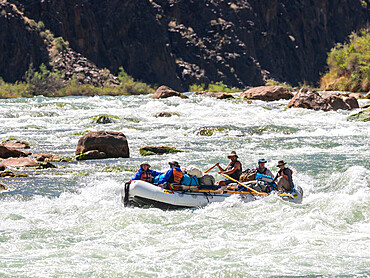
(121, 180), (303, 209)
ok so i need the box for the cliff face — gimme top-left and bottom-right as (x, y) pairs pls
(2, 0), (370, 90)
(0, 2), (48, 83)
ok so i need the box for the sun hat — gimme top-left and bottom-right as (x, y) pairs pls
(140, 161), (151, 167)
(227, 151), (238, 158)
(169, 161), (180, 167)
(258, 158), (267, 163)
(276, 160), (287, 166)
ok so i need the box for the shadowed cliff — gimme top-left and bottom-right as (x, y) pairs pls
(2, 0), (370, 90)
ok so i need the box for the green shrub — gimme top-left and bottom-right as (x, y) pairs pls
(189, 83), (206, 92)
(117, 67), (155, 94)
(321, 29), (370, 92)
(24, 63), (65, 96)
(54, 37), (69, 52)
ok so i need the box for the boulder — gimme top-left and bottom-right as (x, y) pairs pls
(287, 88), (355, 111)
(240, 86), (293, 101)
(322, 94), (351, 110)
(0, 157), (38, 167)
(152, 86), (188, 99)
(344, 96), (359, 110)
(1, 139), (30, 149)
(75, 131), (129, 159)
(349, 93), (364, 99)
(139, 146), (183, 156)
(0, 145), (28, 159)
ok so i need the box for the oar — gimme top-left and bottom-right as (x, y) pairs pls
(204, 163), (218, 174)
(220, 173), (268, 196)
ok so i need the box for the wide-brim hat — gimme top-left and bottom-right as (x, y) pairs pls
(258, 158), (267, 163)
(227, 151), (238, 158)
(276, 160), (286, 166)
(169, 161), (180, 167)
(140, 161), (151, 167)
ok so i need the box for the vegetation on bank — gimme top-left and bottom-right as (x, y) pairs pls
(0, 65), (155, 99)
(189, 81), (241, 93)
(320, 29), (369, 92)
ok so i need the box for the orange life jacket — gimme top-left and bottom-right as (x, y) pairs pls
(172, 168), (183, 184)
(140, 171), (153, 183)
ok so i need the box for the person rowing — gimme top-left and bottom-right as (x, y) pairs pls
(215, 151), (242, 188)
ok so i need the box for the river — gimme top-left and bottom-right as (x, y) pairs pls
(0, 94), (369, 277)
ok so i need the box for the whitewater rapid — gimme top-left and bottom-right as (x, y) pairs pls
(0, 94), (369, 277)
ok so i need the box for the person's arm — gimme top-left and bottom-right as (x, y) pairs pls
(158, 169), (172, 184)
(132, 169), (143, 181)
(273, 170), (280, 182)
(216, 162), (225, 172)
(150, 169), (163, 177)
(222, 161), (241, 175)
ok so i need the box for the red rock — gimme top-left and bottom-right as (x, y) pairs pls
(75, 131), (129, 159)
(36, 153), (61, 162)
(349, 93), (364, 99)
(217, 93), (234, 99)
(344, 96), (359, 110)
(0, 145), (28, 159)
(240, 86), (293, 101)
(152, 85), (188, 99)
(287, 88), (354, 111)
(1, 139), (30, 149)
(76, 150), (107, 160)
(0, 157), (38, 167)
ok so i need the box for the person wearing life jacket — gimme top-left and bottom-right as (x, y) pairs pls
(132, 162), (163, 183)
(273, 160), (294, 192)
(157, 161), (183, 185)
(215, 151), (242, 188)
(255, 158), (273, 178)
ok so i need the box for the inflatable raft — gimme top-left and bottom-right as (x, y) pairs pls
(121, 180), (303, 209)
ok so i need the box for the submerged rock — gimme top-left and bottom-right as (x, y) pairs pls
(347, 107), (370, 122)
(76, 150), (107, 160)
(217, 93), (234, 99)
(76, 131), (129, 159)
(240, 86), (293, 102)
(140, 146), (183, 156)
(92, 115), (118, 124)
(154, 112), (180, 117)
(36, 153), (62, 162)
(152, 86), (188, 99)
(37, 162), (57, 169)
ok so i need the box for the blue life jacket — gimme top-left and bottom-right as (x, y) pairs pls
(256, 173), (274, 183)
